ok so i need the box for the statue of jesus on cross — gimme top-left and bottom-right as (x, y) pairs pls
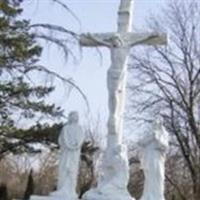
(80, 1), (167, 200)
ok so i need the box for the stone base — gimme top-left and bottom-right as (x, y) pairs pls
(83, 195), (134, 200)
(82, 188), (135, 200)
(30, 189), (78, 200)
(30, 195), (78, 200)
(82, 144), (135, 200)
(30, 195), (54, 200)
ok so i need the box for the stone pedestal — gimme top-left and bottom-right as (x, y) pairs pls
(83, 192), (133, 200)
(30, 195), (78, 200)
(82, 144), (134, 200)
(30, 196), (56, 200)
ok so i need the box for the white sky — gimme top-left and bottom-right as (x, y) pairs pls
(22, 0), (167, 140)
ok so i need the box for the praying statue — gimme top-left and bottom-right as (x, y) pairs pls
(138, 119), (169, 200)
(50, 111), (85, 200)
(30, 111), (84, 200)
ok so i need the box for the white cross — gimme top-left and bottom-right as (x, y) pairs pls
(80, 1), (167, 199)
(80, 0), (167, 146)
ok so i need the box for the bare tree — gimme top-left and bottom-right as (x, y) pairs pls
(128, 0), (200, 199)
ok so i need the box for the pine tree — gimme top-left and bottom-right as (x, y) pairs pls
(0, 0), (62, 158)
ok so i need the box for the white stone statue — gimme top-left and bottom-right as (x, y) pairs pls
(138, 119), (169, 200)
(30, 111), (84, 200)
(80, 0), (167, 200)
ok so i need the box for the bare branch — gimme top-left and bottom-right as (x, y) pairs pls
(24, 65), (90, 112)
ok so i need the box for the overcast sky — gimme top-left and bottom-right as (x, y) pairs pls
(22, 0), (167, 139)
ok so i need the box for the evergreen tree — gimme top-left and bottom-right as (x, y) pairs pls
(0, 0), (62, 158)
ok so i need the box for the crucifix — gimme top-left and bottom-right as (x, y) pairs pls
(80, 0), (167, 199)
